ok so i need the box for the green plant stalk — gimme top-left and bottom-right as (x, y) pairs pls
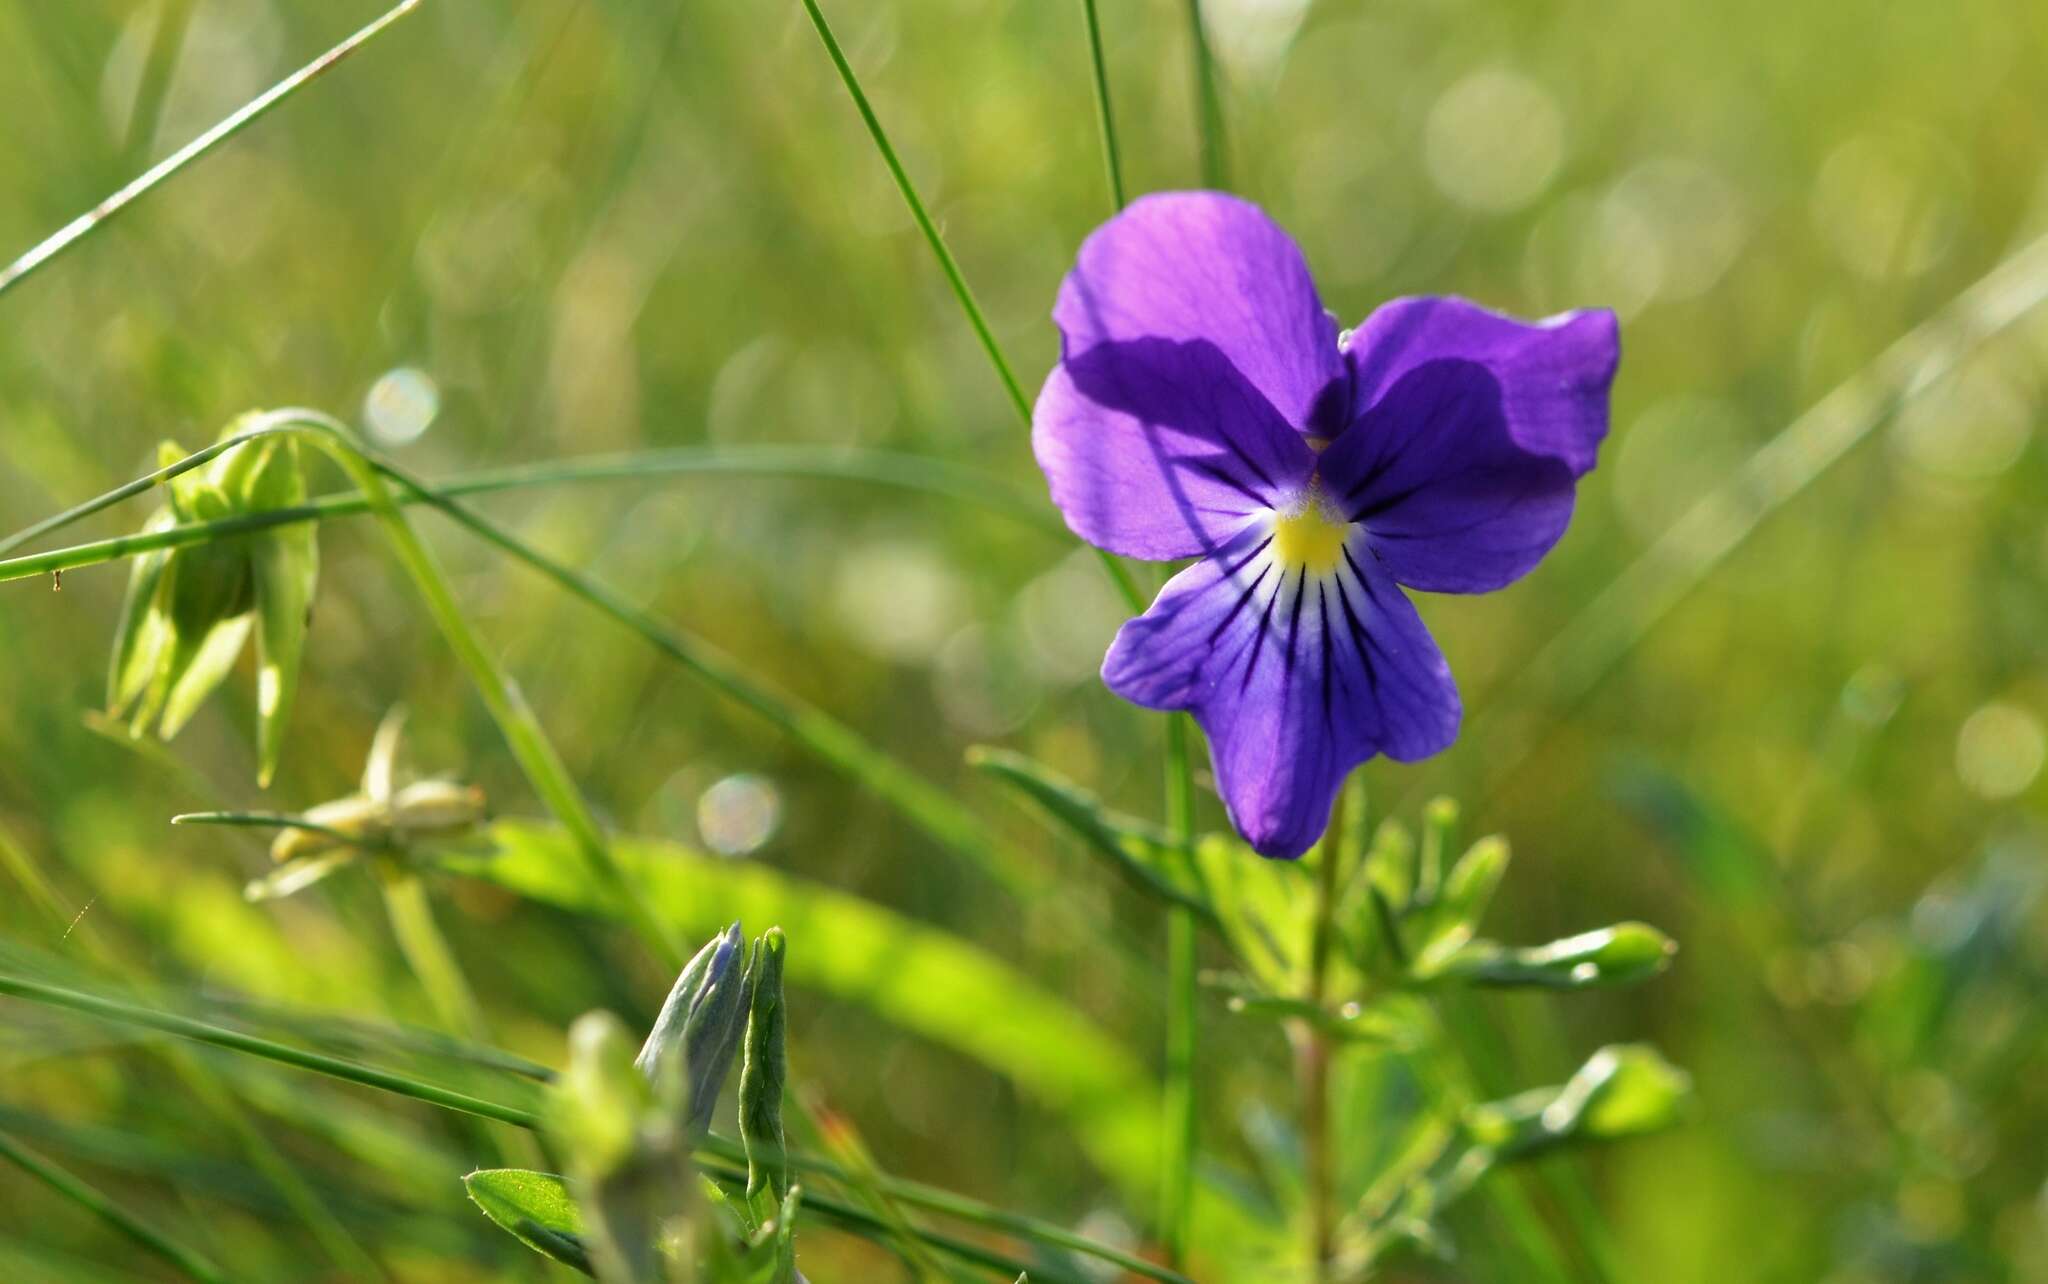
(1299, 779), (1350, 1282)
(364, 459), (1079, 921)
(0, 966), (1189, 1283)
(0, 445), (1060, 584)
(1182, 0), (1229, 189)
(1079, 0), (1127, 212)
(794, 0), (1146, 616)
(0, 0), (423, 300)
(274, 412), (686, 971)
(378, 867), (545, 1171)
(1159, 714), (1199, 1267)
(0, 1130), (227, 1284)
(0, 824), (385, 1279)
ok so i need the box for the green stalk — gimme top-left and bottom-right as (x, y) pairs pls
(0, 1130), (227, 1284)
(274, 412), (685, 971)
(0, 0), (422, 300)
(120, 0), (198, 170)
(794, 0), (1146, 615)
(1078, 0), (1127, 212)
(0, 970), (539, 1128)
(0, 444), (1059, 585)
(1159, 714), (1198, 1267)
(1298, 780), (1350, 1282)
(1182, 0), (1230, 189)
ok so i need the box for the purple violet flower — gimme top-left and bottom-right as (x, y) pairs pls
(1033, 192), (1619, 859)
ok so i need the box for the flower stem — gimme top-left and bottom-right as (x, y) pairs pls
(1159, 713), (1199, 1266)
(1299, 777), (1350, 1281)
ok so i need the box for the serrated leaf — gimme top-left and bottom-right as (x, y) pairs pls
(463, 1168), (594, 1275)
(968, 747), (1212, 921)
(1416, 922), (1676, 990)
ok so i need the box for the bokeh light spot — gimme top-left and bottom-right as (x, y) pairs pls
(697, 773), (782, 857)
(1955, 702), (2044, 800)
(1425, 69), (1564, 214)
(364, 367), (440, 447)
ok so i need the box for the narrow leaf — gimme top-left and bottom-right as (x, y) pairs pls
(741, 928), (790, 1208)
(1418, 923), (1676, 991)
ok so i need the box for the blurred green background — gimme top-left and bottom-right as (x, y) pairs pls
(3, 0), (2048, 1279)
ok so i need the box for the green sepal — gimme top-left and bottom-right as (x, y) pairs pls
(245, 437), (316, 784)
(739, 927), (790, 1214)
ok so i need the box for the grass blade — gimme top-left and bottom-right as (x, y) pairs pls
(1079, 0), (1127, 212)
(1182, 0), (1229, 189)
(0, 1130), (227, 1284)
(0, 0), (423, 301)
(0, 445), (1060, 583)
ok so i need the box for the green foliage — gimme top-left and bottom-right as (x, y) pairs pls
(452, 821), (1161, 1200)
(463, 1168), (594, 1276)
(106, 421), (317, 785)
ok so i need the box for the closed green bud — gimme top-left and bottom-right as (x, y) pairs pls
(637, 922), (753, 1138)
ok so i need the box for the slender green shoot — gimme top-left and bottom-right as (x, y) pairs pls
(1079, 0), (1127, 211)
(0, 1130), (227, 1284)
(1159, 714), (1199, 1267)
(793, 0), (1145, 613)
(0, 444), (1060, 584)
(794, 0), (1028, 421)
(171, 811), (389, 850)
(0, 0), (423, 301)
(1183, 0), (1230, 189)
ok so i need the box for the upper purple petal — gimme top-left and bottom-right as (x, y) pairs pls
(1102, 523), (1460, 858)
(1343, 297), (1619, 476)
(1318, 358), (1578, 594)
(1033, 338), (1316, 559)
(1053, 191), (1347, 436)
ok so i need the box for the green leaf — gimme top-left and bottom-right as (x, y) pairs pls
(445, 821), (1161, 1202)
(1464, 1043), (1693, 1159)
(1194, 833), (1315, 993)
(1416, 923), (1677, 990)
(1408, 836), (1511, 970)
(968, 747), (1212, 922)
(463, 1168), (594, 1275)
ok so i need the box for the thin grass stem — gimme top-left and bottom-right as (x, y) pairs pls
(0, 445), (1060, 584)
(0, 0), (423, 301)
(1182, 0), (1229, 189)
(1079, 0), (1127, 212)
(0, 1130), (227, 1284)
(1159, 715), (1199, 1267)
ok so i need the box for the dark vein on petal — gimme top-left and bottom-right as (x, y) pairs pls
(1238, 583), (1283, 694)
(1283, 566), (1307, 676)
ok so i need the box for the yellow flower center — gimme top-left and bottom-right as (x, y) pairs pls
(1271, 489), (1351, 577)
